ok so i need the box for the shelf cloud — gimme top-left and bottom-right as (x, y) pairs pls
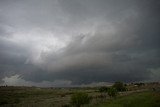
(0, 0), (160, 86)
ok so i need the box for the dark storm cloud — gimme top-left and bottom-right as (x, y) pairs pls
(0, 0), (160, 86)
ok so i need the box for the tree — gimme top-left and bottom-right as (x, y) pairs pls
(70, 92), (91, 107)
(107, 87), (118, 98)
(113, 81), (127, 92)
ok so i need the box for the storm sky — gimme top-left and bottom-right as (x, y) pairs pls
(0, 0), (160, 87)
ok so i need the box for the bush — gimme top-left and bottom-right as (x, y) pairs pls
(61, 104), (70, 107)
(99, 86), (109, 93)
(113, 82), (127, 92)
(107, 87), (118, 98)
(70, 92), (91, 107)
(0, 99), (8, 105)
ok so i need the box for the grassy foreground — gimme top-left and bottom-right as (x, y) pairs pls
(96, 91), (160, 107)
(0, 86), (72, 107)
(0, 83), (160, 107)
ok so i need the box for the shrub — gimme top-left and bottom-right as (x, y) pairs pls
(113, 81), (127, 92)
(0, 99), (8, 105)
(107, 87), (118, 98)
(99, 86), (109, 93)
(70, 92), (91, 107)
(61, 104), (70, 107)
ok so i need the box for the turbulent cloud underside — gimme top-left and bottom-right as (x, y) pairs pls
(0, 0), (160, 86)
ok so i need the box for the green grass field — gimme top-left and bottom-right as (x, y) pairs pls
(96, 91), (160, 107)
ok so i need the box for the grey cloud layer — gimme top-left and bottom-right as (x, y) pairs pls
(0, 0), (160, 86)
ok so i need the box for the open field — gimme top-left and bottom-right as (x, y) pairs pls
(0, 86), (96, 107)
(95, 91), (160, 107)
(0, 83), (160, 107)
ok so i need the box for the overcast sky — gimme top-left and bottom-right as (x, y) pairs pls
(0, 0), (160, 87)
